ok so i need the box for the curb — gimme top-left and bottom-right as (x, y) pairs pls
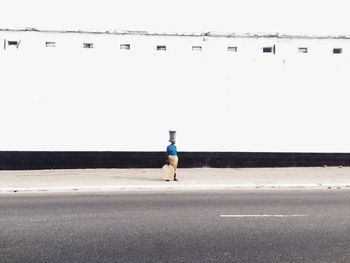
(1, 183), (350, 193)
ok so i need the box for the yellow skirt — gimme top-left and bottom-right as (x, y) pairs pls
(162, 164), (174, 180)
(168, 155), (178, 171)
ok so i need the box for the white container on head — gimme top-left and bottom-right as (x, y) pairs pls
(169, 130), (176, 142)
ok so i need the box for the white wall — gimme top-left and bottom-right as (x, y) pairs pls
(1, 31), (350, 152)
(1, 0), (349, 36)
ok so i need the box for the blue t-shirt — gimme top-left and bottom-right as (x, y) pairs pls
(167, 144), (177, 156)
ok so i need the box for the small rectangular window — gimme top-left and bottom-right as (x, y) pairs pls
(83, 43), (94, 49)
(333, 48), (342, 54)
(263, 47), (273, 53)
(298, 47), (308, 53)
(157, 45), (166, 51)
(46, 42), (56, 48)
(192, 46), (202, 51)
(7, 40), (20, 48)
(8, 41), (18, 46)
(228, 46), (237, 52)
(120, 44), (130, 50)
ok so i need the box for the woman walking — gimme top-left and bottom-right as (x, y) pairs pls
(167, 138), (178, 181)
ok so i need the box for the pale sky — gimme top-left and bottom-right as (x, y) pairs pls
(0, 0), (349, 35)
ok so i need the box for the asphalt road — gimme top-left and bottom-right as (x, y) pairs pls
(1, 191), (350, 263)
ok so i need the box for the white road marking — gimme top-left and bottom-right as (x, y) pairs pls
(29, 218), (47, 222)
(220, 214), (307, 218)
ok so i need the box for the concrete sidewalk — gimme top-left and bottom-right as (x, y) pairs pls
(0, 167), (350, 193)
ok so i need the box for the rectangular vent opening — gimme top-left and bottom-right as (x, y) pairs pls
(298, 47), (308, 53)
(157, 45), (166, 51)
(7, 40), (20, 48)
(46, 42), (56, 47)
(263, 47), (273, 53)
(192, 46), (202, 51)
(83, 43), (94, 49)
(333, 48), (342, 54)
(120, 44), (130, 50)
(228, 46), (237, 52)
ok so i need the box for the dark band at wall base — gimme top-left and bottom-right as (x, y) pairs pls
(0, 151), (349, 170)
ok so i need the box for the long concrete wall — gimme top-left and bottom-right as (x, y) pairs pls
(1, 30), (350, 153)
(1, 151), (350, 170)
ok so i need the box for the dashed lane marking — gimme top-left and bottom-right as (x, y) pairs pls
(220, 214), (307, 218)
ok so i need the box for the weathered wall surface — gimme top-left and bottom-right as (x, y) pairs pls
(1, 151), (350, 170)
(1, 30), (349, 153)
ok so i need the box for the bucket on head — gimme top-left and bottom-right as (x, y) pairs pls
(169, 130), (176, 142)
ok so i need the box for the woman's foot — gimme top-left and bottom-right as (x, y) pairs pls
(174, 178), (178, 181)
(165, 180), (170, 182)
